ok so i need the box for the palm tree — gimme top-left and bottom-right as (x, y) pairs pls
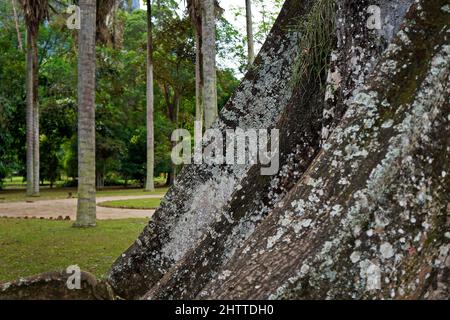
(20, 0), (48, 197)
(245, 0), (255, 66)
(11, 0), (23, 51)
(75, 0), (97, 227)
(201, 0), (218, 129)
(187, 0), (203, 128)
(187, 0), (222, 131)
(145, 0), (155, 191)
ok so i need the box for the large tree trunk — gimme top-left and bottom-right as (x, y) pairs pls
(198, 0), (450, 299)
(245, 0), (255, 66)
(145, 0), (155, 192)
(107, 0), (305, 299)
(201, 0), (218, 129)
(143, 0), (414, 300)
(111, 0), (450, 301)
(75, 0), (97, 228)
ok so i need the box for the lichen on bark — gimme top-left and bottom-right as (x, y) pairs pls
(199, 0), (449, 299)
(107, 0), (306, 299)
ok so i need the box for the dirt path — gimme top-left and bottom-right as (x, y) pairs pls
(0, 195), (160, 220)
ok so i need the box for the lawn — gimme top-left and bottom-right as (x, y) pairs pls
(0, 186), (168, 203)
(0, 218), (147, 283)
(98, 198), (162, 210)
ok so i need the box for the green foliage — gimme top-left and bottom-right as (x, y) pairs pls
(292, 0), (336, 87)
(0, 0), (242, 188)
(0, 0), (27, 188)
(252, 0), (284, 44)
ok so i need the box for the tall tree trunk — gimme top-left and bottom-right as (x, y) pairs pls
(188, 0), (204, 130)
(201, 0), (217, 129)
(11, 0), (23, 51)
(145, 0), (155, 192)
(201, 0), (448, 300)
(75, 0), (97, 228)
(21, 0), (49, 200)
(25, 29), (34, 197)
(245, 0), (255, 66)
(194, 31), (203, 128)
(32, 33), (39, 196)
(25, 23), (39, 197)
(108, 0), (305, 299)
(173, 97), (180, 183)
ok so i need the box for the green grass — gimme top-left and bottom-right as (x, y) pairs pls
(2, 176), (26, 186)
(98, 198), (162, 210)
(0, 218), (147, 283)
(0, 187), (168, 203)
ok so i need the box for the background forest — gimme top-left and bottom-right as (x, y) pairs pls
(0, 0), (281, 189)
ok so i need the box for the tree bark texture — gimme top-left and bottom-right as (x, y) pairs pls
(108, 0), (305, 299)
(200, 0), (450, 299)
(246, 0), (255, 66)
(201, 0), (218, 129)
(143, 0), (416, 300)
(75, 0), (97, 227)
(145, 0), (155, 192)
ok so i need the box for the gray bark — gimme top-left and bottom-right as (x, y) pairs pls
(25, 26), (39, 197)
(200, 0), (450, 299)
(107, 0), (304, 299)
(143, 0), (414, 300)
(145, 0), (155, 192)
(75, 0), (97, 227)
(201, 0), (218, 129)
(187, 0), (203, 128)
(246, 0), (255, 66)
(32, 40), (39, 196)
(195, 32), (203, 127)
(25, 30), (34, 197)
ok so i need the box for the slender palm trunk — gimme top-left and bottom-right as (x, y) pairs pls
(25, 30), (34, 196)
(145, 0), (155, 192)
(245, 0), (255, 66)
(188, 0), (203, 131)
(32, 35), (39, 195)
(194, 32), (203, 128)
(173, 97), (180, 183)
(11, 0), (23, 51)
(75, 0), (97, 227)
(201, 0), (217, 129)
